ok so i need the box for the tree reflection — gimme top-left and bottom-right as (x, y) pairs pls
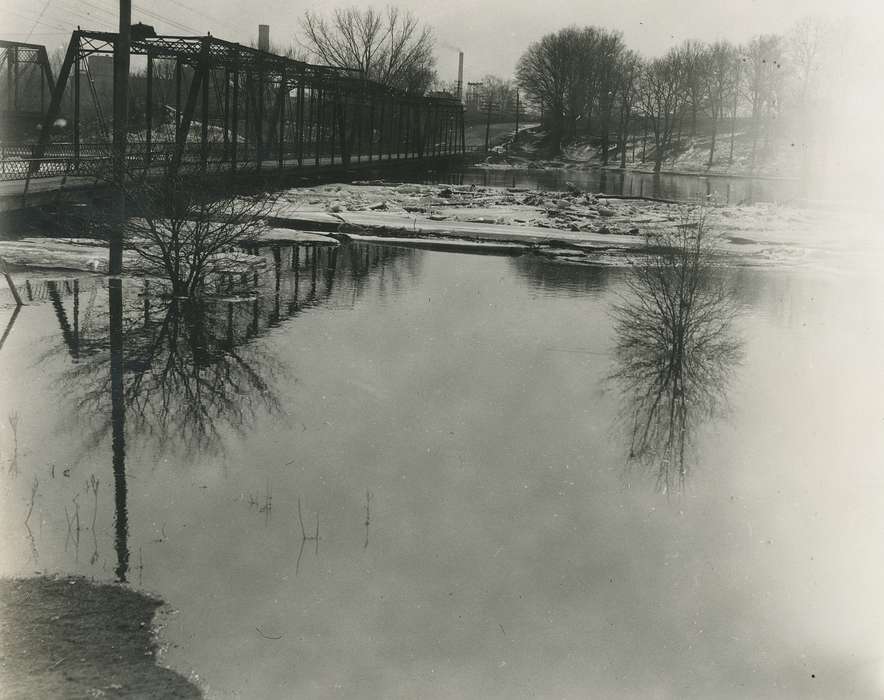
(37, 241), (418, 580)
(611, 210), (742, 493)
(59, 284), (287, 461)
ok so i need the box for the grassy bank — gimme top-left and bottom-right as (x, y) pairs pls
(0, 576), (202, 699)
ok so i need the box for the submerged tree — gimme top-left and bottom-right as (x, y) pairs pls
(611, 209), (742, 493)
(118, 173), (276, 298)
(299, 6), (436, 94)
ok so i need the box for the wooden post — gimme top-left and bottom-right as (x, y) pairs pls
(111, 0), (132, 277)
(484, 98), (492, 152)
(460, 108), (465, 154)
(109, 278), (129, 583)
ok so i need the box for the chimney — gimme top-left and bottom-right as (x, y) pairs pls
(258, 24), (270, 52)
(456, 52), (464, 102)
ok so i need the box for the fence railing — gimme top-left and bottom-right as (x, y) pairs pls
(0, 137), (465, 182)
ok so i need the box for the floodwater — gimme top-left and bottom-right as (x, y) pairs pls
(1, 231), (883, 698)
(429, 166), (801, 205)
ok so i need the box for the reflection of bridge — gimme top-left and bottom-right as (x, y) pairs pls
(0, 31), (465, 210)
(19, 241), (417, 364)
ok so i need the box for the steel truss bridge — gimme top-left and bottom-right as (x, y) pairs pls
(0, 29), (466, 184)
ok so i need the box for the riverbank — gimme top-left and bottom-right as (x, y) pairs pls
(475, 126), (800, 179)
(0, 576), (201, 699)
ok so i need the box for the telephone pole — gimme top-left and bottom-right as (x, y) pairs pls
(111, 0), (131, 275)
(484, 96), (493, 152)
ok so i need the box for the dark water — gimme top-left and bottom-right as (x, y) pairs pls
(423, 166), (801, 205)
(1, 241), (883, 698)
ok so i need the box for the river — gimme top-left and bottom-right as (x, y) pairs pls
(1, 204), (883, 698)
(426, 165), (802, 205)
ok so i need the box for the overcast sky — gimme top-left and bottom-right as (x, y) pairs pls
(3, 0), (883, 84)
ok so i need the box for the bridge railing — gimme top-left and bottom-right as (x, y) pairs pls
(0, 134), (467, 182)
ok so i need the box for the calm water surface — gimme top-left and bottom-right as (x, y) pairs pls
(1, 239), (883, 698)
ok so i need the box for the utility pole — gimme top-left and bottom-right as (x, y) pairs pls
(111, 0), (131, 276)
(484, 95), (493, 152)
(514, 89), (519, 142)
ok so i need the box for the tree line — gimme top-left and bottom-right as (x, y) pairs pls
(515, 18), (846, 171)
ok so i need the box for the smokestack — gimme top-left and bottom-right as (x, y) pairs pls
(258, 24), (270, 52)
(456, 52), (464, 102)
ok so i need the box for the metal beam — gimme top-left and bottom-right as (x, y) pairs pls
(171, 38), (209, 173)
(29, 32), (79, 175)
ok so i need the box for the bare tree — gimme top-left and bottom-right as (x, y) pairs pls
(299, 6), (436, 94)
(742, 34), (785, 166)
(704, 41), (739, 167)
(516, 27), (586, 151)
(786, 17), (830, 110)
(516, 26), (625, 153)
(594, 31), (626, 165)
(638, 50), (684, 172)
(477, 74), (518, 114)
(616, 50), (641, 168)
(675, 40), (708, 141)
(119, 173), (276, 298)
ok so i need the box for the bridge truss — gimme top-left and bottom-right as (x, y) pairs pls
(2, 29), (465, 181)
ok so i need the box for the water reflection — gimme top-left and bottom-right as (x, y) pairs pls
(611, 216), (743, 492)
(510, 254), (612, 296)
(57, 285), (286, 463)
(34, 242), (418, 580)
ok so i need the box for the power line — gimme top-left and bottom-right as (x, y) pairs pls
(26, 0), (55, 40)
(153, 0), (241, 35)
(56, 2), (117, 30)
(131, 5), (200, 34)
(67, 0), (201, 34)
(5, 8), (69, 33)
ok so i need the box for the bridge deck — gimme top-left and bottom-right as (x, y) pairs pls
(0, 152), (461, 212)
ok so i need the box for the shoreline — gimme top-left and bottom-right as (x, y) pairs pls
(0, 575), (202, 699)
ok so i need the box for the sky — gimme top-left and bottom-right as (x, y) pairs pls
(2, 0), (883, 85)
